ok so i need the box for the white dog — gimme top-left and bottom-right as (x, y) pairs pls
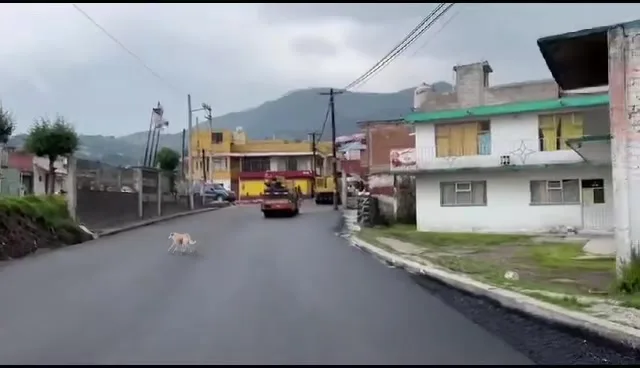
(168, 232), (197, 255)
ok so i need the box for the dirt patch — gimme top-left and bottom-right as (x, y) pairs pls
(0, 196), (93, 261)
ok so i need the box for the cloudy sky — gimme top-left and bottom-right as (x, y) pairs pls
(0, 3), (638, 137)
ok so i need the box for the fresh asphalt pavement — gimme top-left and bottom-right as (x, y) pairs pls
(0, 203), (532, 365)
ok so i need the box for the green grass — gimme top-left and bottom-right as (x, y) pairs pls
(523, 243), (614, 272)
(521, 291), (589, 311)
(360, 225), (533, 249)
(0, 195), (74, 229)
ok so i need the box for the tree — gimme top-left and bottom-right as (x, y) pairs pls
(24, 116), (79, 194)
(0, 103), (15, 144)
(155, 147), (180, 172)
(155, 147), (181, 195)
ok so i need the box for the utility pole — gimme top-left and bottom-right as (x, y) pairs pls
(187, 94), (194, 210)
(319, 88), (343, 210)
(142, 109), (154, 167)
(181, 128), (186, 179)
(309, 132), (318, 198)
(203, 103), (213, 184)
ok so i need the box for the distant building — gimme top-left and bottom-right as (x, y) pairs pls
(189, 127), (333, 199)
(358, 119), (415, 196)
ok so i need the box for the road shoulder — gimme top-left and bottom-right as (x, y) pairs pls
(349, 233), (640, 350)
(95, 204), (231, 238)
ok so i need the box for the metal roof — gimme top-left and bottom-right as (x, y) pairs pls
(338, 141), (366, 153)
(536, 20), (640, 90)
(405, 94), (609, 124)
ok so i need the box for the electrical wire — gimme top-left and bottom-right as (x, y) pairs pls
(71, 4), (183, 95)
(343, 3), (449, 91)
(353, 4), (461, 91)
(317, 4), (455, 142)
(342, 3), (445, 91)
(408, 5), (463, 59)
(317, 101), (331, 141)
(346, 3), (455, 91)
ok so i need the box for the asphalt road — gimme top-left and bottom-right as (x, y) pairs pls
(0, 204), (532, 365)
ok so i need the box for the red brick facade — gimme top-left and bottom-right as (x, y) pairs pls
(359, 120), (415, 174)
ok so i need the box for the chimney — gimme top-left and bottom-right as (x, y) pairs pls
(453, 61), (493, 107)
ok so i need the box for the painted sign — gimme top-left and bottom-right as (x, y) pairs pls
(390, 148), (417, 170)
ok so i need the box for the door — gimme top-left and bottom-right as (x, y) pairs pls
(581, 179), (613, 231)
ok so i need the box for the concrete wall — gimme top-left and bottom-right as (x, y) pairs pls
(415, 166), (613, 233)
(417, 61), (560, 112)
(413, 107), (610, 169)
(608, 22), (640, 264)
(76, 166), (191, 231)
(76, 190), (139, 230)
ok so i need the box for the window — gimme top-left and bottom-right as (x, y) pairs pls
(212, 158), (227, 171)
(581, 179), (605, 204)
(530, 179), (580, 205)
(440, 181), (487, 206)
(285, 157), (298, 171)
(435, 121), (491, 158)
(242, 157), (271, 172)
(211, 132), (224, 144)
(538, 112), (584, 151)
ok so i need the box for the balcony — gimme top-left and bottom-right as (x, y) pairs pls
(389, 137), (607, 173)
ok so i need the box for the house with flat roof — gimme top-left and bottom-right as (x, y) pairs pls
(396, 61), (613, 234)
(536, 19), (640, 262)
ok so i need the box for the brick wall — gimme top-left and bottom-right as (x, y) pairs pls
(361, 121), (415, 174)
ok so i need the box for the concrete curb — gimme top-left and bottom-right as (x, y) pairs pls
(96, 205), (230, 238)
(350, 234), (640, 350)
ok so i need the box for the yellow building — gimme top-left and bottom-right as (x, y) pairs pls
(189, 128), (333, 199)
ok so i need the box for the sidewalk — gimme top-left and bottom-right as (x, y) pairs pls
(350, 220), (640, 348)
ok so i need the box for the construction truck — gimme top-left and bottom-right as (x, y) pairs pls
(314, 173), (342, 205)
(261, 176), (301, 218)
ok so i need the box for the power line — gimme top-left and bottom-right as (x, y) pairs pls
(317, 102), (331, 140)
(353, 4), (460, 91)
(408, 5), (463, 59)
(343, 3), (444, 91)
(343, 3), (448, 91)
(70, 4), (182, 95)
(353, 5), (463, 92)
(346, 3), (455, 91)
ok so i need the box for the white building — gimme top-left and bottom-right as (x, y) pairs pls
(32, 156), (68, 195)
(395, 62), (612, 234)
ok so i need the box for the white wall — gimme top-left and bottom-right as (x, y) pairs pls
(413, 107), (610, 169)
(32, 168), (65, 194)
(415, 166), (613, 233)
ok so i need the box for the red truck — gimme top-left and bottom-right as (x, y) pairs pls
(261, 178), (301, 218)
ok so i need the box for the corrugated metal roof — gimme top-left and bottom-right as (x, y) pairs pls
(405, 94), (609, 124)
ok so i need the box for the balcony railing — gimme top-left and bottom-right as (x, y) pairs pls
(390, 137), (599, 172)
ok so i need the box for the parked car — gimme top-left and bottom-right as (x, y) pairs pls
(202, 183), (236, 203)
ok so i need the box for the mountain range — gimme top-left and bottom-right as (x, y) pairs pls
(7, 82), (453, 167)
